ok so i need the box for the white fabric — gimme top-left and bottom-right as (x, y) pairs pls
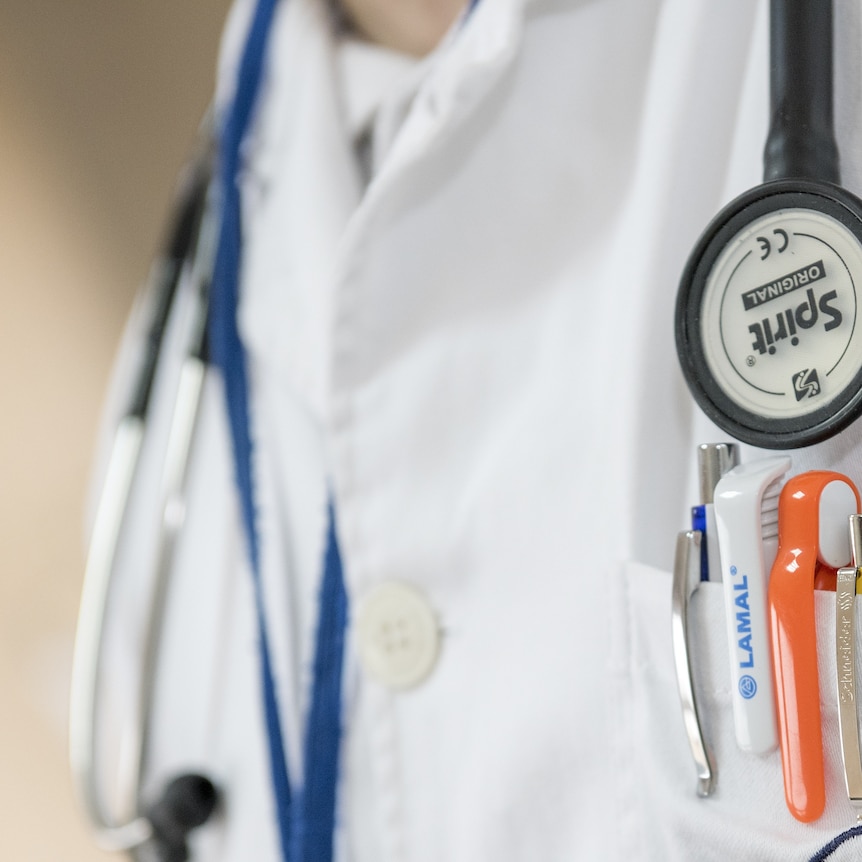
(91, 0), (862, 859)
(335, 35), (420, 171)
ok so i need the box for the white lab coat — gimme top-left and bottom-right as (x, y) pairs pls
(92, 0), (862, 859)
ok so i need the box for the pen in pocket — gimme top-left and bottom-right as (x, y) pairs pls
(672, 443), (738, 796)
(692, 443), (738, 582)
(714, 456), (791, 755)
(672, 528), (714, 797)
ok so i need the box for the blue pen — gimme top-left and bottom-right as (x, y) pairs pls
(693, 443), (739, 581)
(691, 504), (708, 581)
(671, 442), (739, 795)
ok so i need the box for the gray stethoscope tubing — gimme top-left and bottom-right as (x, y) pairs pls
(69, 133), (217, 854)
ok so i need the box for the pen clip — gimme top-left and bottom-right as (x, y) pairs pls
(837, 514), (862, 820)
(672, 529), (715, 797)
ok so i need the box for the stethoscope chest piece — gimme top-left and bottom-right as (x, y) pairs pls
(676, 180), (862, 449)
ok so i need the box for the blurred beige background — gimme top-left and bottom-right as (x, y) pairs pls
(0, 3), (231, 858)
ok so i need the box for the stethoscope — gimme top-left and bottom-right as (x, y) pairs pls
(69, 125), (220, 862)
(676, 0), (862, 449)
(70, 1), (347, 859)
(71, 1), (862, 860)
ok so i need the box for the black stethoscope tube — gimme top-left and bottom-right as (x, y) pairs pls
(127, 147), (213, 422)
(765, 0), (839, 184)
(675, 0), (862, 449)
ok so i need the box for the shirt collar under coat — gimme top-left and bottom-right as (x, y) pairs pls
(214, 0), (529, 425)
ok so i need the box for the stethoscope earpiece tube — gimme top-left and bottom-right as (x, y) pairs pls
(69, 124), (218, 857)
(676, 0), (862, 449)
(127, 142), (214, 422)
(764, 0), (838, 184)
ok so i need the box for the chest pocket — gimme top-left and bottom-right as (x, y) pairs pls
(611, 561), (862, 861)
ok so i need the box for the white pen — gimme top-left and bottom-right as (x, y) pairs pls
(713, 456), (791, 754)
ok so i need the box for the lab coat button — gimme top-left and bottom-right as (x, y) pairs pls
(356, 581), (439, 689)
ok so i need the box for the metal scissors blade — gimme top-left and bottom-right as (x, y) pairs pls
(837, 514), (862, 817)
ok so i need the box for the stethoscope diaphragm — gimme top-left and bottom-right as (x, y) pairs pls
(676, 180), (862, 448)
(675, 0), (862, 449)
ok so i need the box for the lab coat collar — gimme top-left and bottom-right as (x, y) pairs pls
(226, 0), (530, 197)
(357, 0), (527, 190)
(219, 0), (531, 422)
(230, 0), (361, 423)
